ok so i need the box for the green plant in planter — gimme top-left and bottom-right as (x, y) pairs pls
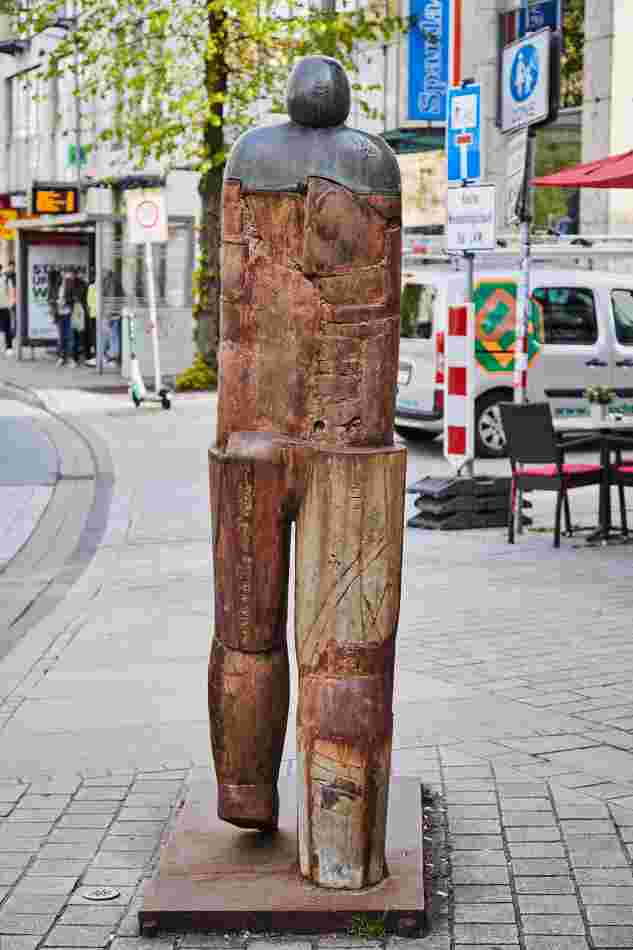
(585, 385), (615, 405)
(175, 354), (217, 392)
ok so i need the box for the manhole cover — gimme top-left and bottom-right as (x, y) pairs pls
(83, 886), (121, 902)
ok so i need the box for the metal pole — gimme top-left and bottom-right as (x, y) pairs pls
(14, 229), (22, 361)
(513, 129), (535, 405)
(95, 220), (103, 374)
(145, 241), (162, 393)
(513, 127), (536, 536)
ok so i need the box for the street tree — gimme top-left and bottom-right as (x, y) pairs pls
(7, 0), (403, 370)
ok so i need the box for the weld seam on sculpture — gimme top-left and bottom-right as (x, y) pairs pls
(209, 54), (406, 891)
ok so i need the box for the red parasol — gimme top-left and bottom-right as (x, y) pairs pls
(531, 149), (633, 189)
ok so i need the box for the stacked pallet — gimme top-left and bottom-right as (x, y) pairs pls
(407, 476), (513, 530)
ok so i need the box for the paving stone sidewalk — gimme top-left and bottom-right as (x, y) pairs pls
(4, 362), (633, 948)
(2, 754), (633, 950)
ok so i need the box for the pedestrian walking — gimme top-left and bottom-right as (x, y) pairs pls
(70, 267), (88, 364)
(56, 268), (75, 366)
(48, 266), (63, 357)
(0, 263), (13, 355)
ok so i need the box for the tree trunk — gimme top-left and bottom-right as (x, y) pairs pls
(194, 5), (228, 371)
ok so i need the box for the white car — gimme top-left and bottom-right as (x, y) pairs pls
(395, 263), (633, 457)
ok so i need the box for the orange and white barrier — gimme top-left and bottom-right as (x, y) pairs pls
(444, 304), (475, 469)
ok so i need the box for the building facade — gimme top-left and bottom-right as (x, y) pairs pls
(0, 0), (621, 260)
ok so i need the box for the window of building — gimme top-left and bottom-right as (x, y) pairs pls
(531, 286), (598, 345)
(8, 68), (42, 191)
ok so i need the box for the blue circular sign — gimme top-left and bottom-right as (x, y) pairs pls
(510, 44), (539, 102)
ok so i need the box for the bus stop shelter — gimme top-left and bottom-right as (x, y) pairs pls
(11, 210), (196, 380)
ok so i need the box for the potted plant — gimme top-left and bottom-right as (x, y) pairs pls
(585, 384), (615, 422)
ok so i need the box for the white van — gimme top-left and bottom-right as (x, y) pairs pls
(395, 260), (633, 457)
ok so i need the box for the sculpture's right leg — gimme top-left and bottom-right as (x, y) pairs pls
(208, 442), (292, 831)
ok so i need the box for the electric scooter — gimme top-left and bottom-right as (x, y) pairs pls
(124, 306), (171, 410)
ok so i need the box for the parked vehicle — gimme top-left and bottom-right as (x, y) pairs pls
(396, 252), (633, 457)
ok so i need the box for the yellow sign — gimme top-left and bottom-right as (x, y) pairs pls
(0, 209), (17, 241)
(32, 186), (78, 215)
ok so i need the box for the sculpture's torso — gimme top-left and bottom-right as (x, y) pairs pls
(217, 123), (402, 450)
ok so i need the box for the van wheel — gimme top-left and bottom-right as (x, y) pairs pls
(394, 426), (438, 443)
(475, 391), (512, 458)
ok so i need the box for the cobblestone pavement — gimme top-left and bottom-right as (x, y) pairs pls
(3, 361), (633, 948)
(3, 758), (633, 950)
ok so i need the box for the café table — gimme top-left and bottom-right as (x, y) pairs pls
(555, 413), (633, 545)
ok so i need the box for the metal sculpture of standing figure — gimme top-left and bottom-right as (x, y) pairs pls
(208, 55), (406, 890)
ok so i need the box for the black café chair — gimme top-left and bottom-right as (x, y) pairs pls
(607, 435), (633, 537)
(499, 402), (602, 548)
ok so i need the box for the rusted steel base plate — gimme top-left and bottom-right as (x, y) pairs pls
(139, 777), (426, 937)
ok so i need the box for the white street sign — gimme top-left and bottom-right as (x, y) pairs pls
(447, 184), (496, 253)
(504, 127), (529, 227)
(126, 188), (168, 245)
(501, 27), (551, 133)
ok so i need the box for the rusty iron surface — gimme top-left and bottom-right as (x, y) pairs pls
(139, 777), (426, 936)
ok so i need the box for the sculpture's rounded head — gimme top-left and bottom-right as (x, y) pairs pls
(286, 56), (351, 128)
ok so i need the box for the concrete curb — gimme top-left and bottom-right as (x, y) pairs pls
(0, 383), (115, 658)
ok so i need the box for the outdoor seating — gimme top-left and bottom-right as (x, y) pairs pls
(607, 435), (633, 537)
(499, 402), (603, 548)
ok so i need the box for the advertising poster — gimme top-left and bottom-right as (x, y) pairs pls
(398, 151), (447, 229)
(27, 242), (90, 341)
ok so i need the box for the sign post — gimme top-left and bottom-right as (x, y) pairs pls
(499, 16), (559, 529)
(446, 80), (490, 477)
(500, 29), (551, 406)
(446, 185), (496, 477)
(125, 188), (168, 400)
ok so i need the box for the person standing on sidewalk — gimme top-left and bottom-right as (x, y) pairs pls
(85, 272), (97, 366)
(70, 267), (88, 364)
(0, 263), (13, 355)
(56, 268), (75, 366)
(5, 261), (16, 352)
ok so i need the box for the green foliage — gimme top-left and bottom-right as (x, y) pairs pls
(400, 283), (418, 338)
(5, 0), (407, 368)
(8, 0), (405, 176)
(175, 353), (218, 391)
(533, 135), (581, 230)
(348, 914), (387, 939)
(561, 0), (584, 108)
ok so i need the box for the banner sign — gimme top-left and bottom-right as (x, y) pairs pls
(26, 242), (90, 341)
(408, 0), (451, 122)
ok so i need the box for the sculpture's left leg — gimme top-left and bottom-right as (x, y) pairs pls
(294, 445), (406, 889)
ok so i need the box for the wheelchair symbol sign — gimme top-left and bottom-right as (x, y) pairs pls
(510, 45), (539, 102)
